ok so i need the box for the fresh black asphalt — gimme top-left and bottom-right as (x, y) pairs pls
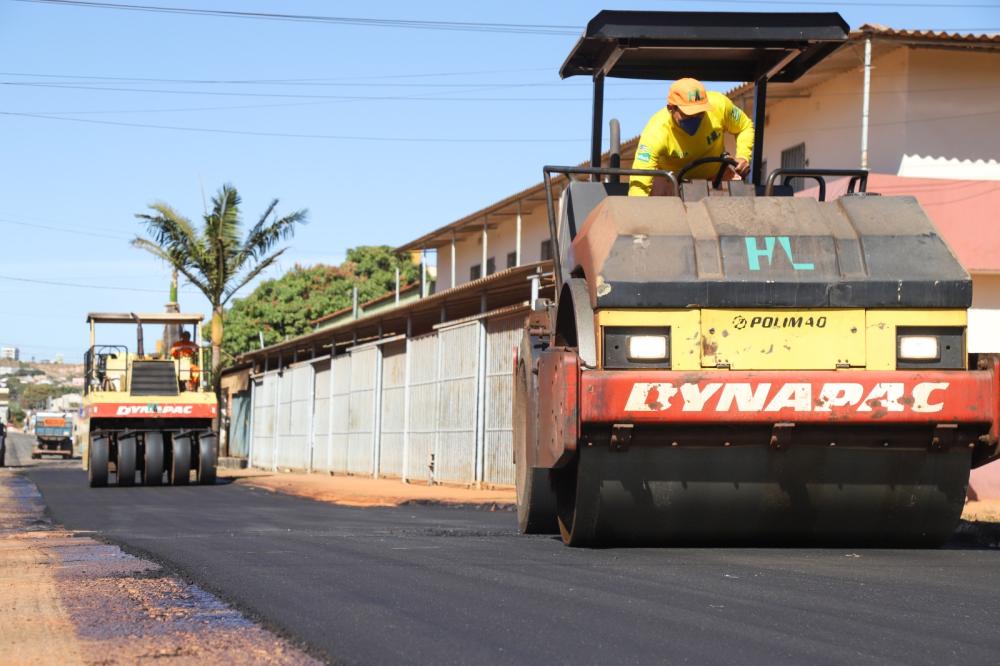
(21, 455), (1000, 665)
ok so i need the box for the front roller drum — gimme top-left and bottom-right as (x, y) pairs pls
(557, 442), (972, 547)
(196, 433), (218, 485)
(170, 435), (191, 486)
(88, 435), (109, 488)
(514, 334), (559, 534)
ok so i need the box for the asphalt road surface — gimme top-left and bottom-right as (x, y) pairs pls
(10, 433), (1000, 665)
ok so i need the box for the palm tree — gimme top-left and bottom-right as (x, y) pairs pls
(133, 184), (307, 385)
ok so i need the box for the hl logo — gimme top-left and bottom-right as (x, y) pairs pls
(745, 236), (815, 271)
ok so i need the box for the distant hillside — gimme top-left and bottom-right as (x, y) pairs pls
(0, 359), (84, 387)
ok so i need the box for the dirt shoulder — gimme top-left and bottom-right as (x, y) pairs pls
(221, 466), (1000, 532)
(220, 467), (515, 509)
(963, 499), (1000, 523)
(0, 469), (321, 665)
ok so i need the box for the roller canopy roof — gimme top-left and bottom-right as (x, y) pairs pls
(560, 10), (850, 82)
(86, 313), (205, 325)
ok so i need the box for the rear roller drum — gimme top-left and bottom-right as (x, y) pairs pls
(513, 339), (558, 534)
(88, 435), (109, 487)
(170, 436), (191, 486)
(142, 432), (164, 486)
(116, 437), (136, 487)
(196, 433), (218, 485)
(555, 448), (602, 547)
(556, 443), (971, 547)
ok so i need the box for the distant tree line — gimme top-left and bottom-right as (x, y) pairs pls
(221, 245), (420, 363)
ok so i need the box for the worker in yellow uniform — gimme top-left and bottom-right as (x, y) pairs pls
(629, 78), (754, 196)
(170, 330), (200, 390)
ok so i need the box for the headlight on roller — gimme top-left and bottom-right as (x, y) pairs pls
(628, 335), (668, 360)
(898, 335), (939, 361)
(896, 327), (964, 369)
(603, 327), (670, 369)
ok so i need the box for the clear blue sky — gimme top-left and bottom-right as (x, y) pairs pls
(1, 0), (998, 361)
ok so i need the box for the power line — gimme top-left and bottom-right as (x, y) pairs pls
(13, 83), (1000, 116)
(0, 216), (131, 240)
(13, 1), (582, 35)
(18, 0), (1000, 32)
(658, 0), (1000, 8)
(1, 81), (618, 102)
(0, 73), (578, 89)
(0, 67), (556, 84)
(7, 106), (998, 146)
(0, 273), (171, 293)
(0, 111), (586, 143)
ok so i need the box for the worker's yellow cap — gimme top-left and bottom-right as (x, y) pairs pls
(668, 78), (711, 114)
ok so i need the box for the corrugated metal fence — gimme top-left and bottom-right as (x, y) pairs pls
(248, 313), (524, 486)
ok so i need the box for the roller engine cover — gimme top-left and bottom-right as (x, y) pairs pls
(569, 195), (970, 310)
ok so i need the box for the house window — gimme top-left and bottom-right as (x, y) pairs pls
(540, 239), (553, 261)
(486, 256), (496, 275)
(507, 251), (517, 268)
(470, 264), (481, 281)
(760, 158), (768, 181)
(780, 143), (807, 192)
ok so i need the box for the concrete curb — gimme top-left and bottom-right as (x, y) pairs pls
(217, 457), (248, 470)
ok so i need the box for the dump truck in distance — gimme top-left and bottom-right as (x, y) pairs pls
(513, 10), (1000, 547)
(79, 312), (218, 487)
(33, 410), (74, 459)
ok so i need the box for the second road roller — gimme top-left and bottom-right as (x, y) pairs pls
(513, 10), (1000, 546)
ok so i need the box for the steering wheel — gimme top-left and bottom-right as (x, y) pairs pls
(676, 155), (741, 190)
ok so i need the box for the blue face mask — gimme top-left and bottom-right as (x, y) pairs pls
(677, 114), (703, 135)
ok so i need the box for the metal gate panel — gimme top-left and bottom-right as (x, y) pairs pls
(405, 333), (438, 482)
(329, 354), (352, 473)
(228, 390), (251, 458)
(275, 365), (310, 470)
(378, 341), (407, 478)
(348, 346), (377, 475)
(484, 315), (522, 485)
(311, 359), (331, 472)
(251, 372), (276, 469)
(435, 322), (480, 484)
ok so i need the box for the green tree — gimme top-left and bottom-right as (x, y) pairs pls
(19, 384), (75, 411)
(223, 246), (419, 360)
(132, 184), (308, 386)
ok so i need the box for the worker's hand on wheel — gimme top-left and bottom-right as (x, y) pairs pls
(732, 157), (750, 179)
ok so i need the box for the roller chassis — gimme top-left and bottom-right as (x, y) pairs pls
(81, 311), (219, 488)
(82, 401), (220, 487)
(86, 425), (217, 487)
(517, 287), (1000, 547)
(515, 10), (1000, 547)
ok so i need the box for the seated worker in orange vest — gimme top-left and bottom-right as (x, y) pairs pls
(629, 78), (754, 196)
(170, 330), (201, 390)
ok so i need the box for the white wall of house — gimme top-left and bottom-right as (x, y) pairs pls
(759, 44), (1000, 180)
(760, 46), (909, 177)
(435, 204), (551, 288)
(898, 49), (1000, 180)
(969, 274), (1000, 354)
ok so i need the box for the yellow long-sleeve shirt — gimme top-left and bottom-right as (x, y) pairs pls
(628, 91), (754, 196)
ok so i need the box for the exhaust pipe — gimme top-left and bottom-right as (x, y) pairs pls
(608, 118), (621, 183)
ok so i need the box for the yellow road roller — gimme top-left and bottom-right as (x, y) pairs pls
(514, 11), (1000, 546)
(79, 312), (218, 487)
